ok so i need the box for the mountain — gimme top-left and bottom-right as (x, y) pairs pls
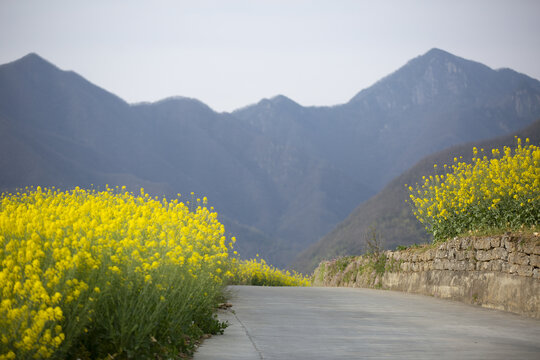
(292, 119), (540, 273)
(2, 49), (540, 270)
(0, 53), (368, 267)
(234, 48), (540, 192)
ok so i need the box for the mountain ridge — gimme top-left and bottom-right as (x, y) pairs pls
(2, 49), (540, 270)
(0, 52), (370, 267)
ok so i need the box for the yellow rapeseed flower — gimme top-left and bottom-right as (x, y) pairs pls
(407, 139), (539, 241)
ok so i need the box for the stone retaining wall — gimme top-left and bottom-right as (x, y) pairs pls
(312, 234), (540, 318)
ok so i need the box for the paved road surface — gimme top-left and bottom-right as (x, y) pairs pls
(194, 286), (540, 359)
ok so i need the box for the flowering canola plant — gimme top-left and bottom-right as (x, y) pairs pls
(230, 257), (310, 287)
(0, 186), (309, 359)
(408, 138), (539, 242)
(0, 186), (232, 358)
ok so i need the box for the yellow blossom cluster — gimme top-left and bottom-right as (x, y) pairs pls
(0, 186), (232, 359)
(408, 138), (539, 241)
(229, 257), (311, 287)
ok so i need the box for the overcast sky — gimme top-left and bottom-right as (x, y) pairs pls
(1, 0), (539, 112)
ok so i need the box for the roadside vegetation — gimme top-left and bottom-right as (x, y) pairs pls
(314, 138), (539, 286)
(0, 186), (309, 359)
(407, 138), (539, 242)
(230, 257), (310, 287)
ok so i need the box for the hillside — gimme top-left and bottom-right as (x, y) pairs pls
(2, 49), (540, 269)
(292, 119), (540, 273)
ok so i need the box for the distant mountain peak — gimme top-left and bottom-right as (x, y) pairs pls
(136, 96), (215, 115)
(423, 47), (453, 58)
(406, 48), (467, 69)
(348, 48), (495, 105)
(10, 53), (57, 69)
(233, 94), (303, 114)
(269, 94), (294, 103)
(153, 95), (207, 106)
(256, 94), (302, 110)
(21, 52), (46, 61)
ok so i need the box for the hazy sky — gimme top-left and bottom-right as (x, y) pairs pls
(1, 0), (539, 112)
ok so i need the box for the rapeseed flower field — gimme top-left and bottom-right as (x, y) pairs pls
(408, 138), (539, 242)
(0, 186), (309, 359)
(230, 256), (311, 287)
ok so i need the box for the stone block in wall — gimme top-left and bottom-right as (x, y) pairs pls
(465, 250), (475, 260)
(460, 237), (472, 250)
(401, 262), (410, 272)
(517, 253), (530, 266)
(456, 250), (466, 261)
(433, 259), (444, 270)
(436, 249), (448, 259)
(517, 265), (534, 277)
(476, 250), (491, 262)
(454, 261), (467, 271)
(477, 261), (491, 271)
(509, 264), (520, 274)
(490, 260), (503, 272)
(490, 237), (501, 248)
(467, 261), (476, 271)
(534, 244), (540, 255)
(534, 268), (540, 279)
(503, 237), (518, 252)
(420, 249), (435, 261)
(509, 252), (529, 265)
(449, 238), (461, 250)
(519, 241), (536, 255)
(530, 254), (540, 268)
(490, 247), (508, 261)
(474, 238), (492, 250)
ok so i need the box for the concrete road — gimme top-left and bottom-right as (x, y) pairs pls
(194, 286), (540, 359)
